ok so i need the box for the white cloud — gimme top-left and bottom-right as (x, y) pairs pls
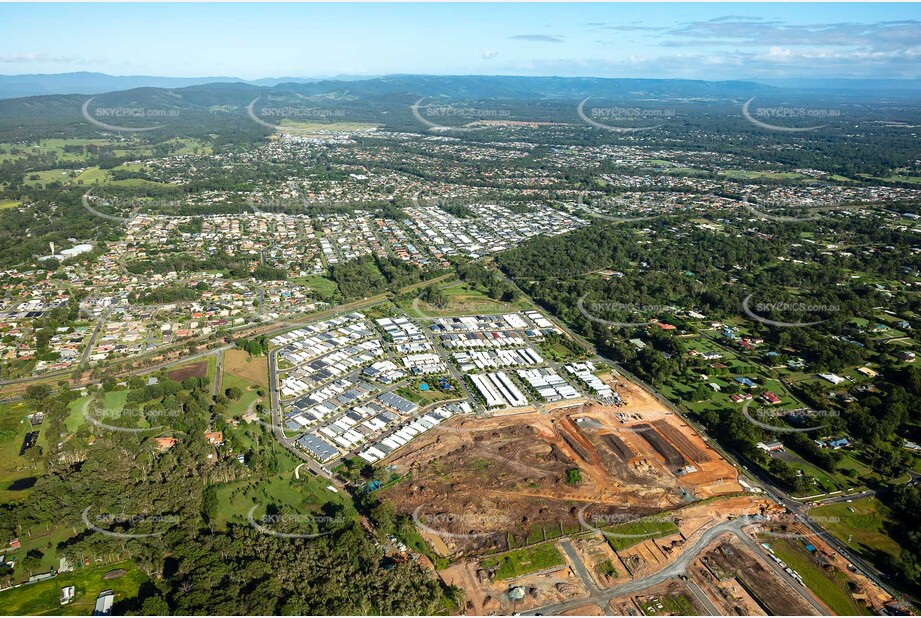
(0, 52), (84, 64)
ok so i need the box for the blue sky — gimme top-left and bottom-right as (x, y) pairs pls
(0, 3), (917, 80)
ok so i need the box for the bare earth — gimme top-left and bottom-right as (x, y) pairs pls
(223, 348), (269, 386)
(688, 532), (820, 616)
(381, 374), (741, 557)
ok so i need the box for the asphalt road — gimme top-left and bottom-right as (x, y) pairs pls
(494, 272), (904, 607)
(78, 306), (114, 368)
(268, 345), (339, 482)
(685, 579), (722, 616)
(735, 530), (828, 615)
(559, 539), (600, 595)
(521, 519), (754, 616)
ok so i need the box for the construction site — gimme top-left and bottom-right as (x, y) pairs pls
(431, 496), (783, 615)
(686, 533), (822, 616)
(380, 373), (741, 556)
(375, 370), (897, 616)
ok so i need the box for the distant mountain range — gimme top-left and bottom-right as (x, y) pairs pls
(750, 78), (921, 92)
(0, 72), (915, 143)
(0, 71), (919, 101)
(0, 72), (381, 99)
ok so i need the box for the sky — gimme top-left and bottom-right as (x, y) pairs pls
(0, 3), (918, 80)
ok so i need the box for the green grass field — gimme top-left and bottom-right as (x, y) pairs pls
(290, 275), (339, 300)
(210, 446), (353, 531)
(480, 542), (565, 580)
(720, 170), (807, 181)
(0, 401), (45, 503)
(277, 120), (380, 134)
(24, 164), (169, 191)
(165, 138), (211, 156)
(396, 377), (459, 405)
(0, 139), (111, 165)
(221, 373), (263, 417)
(400, 280), (532, 318)
(0, 561), (147, 616)
(775, 449), (844, 495)
(100, 390), (129, 415)
(3, 522), (85, 585)
(24, 169), (77, 186)
(537, 338), (586, 362)
(860, 173), (921, 185)
(603, 517), (680, 551)
(72, 166), (110, 184)
(65, 396), (93, 433)
(763, 537), (871, 616)
(206, 354), (218, 383)
(658, 594), (698, 616)
(0, 199), (21, 210)
(808, 498), (903, 567)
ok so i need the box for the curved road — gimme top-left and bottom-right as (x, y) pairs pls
(523, 517), (827, 616)
(494, 267), (902, 607)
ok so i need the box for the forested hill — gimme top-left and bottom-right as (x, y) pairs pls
(0, 73), (885, 141)
(0, 72), (780, 102)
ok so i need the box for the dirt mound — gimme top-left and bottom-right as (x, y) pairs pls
(381, 379), (741, 555)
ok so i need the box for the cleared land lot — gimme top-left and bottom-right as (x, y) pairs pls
(380, 376), (740, 557)
(689, 534), (820, 616)
(761, 535), (873, 615)
(480, 542), (565, 580)
(808, 497), (903, 567)
(166, 360), (208, 382)
(223, 349), (269, 387)
(0, 561), (148, 616)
